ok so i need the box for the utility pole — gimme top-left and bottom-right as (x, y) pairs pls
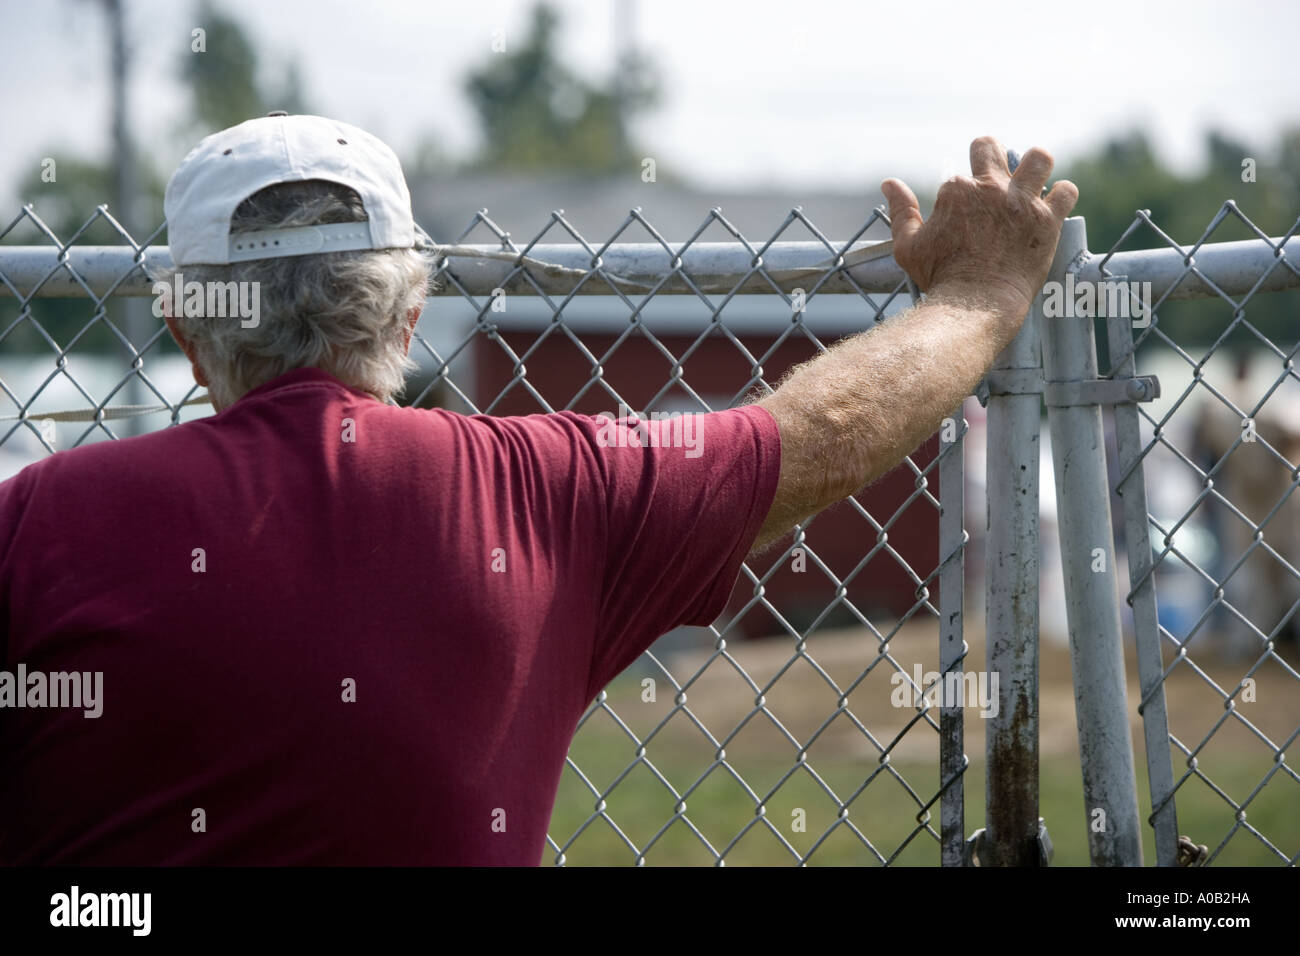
(612, 0), (636, 111)
(103, 0), (150, 433)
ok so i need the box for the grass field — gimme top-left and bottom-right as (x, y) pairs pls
(545, 620), (1298, 866)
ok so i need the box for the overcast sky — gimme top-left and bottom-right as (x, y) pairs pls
(1, 0), (1298, 212)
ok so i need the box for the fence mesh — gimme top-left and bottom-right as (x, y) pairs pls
(1101, 203), (1300, 866)
(6, 197), (1297, 865)
(0, 204), (965, 866)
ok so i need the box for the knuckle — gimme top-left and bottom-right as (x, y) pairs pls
(938, 175), (974, 197)
(1026, 145), (1054, 168)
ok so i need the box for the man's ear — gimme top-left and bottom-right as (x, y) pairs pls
(402, 305), (422, 355)
(164, 316), (210, 389)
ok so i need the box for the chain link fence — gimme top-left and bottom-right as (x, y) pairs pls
(1, 197), (1296, 865)
(0, 202), (967, 866)
(1096, 204), (1300, 866)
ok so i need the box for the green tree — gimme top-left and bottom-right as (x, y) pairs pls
(3, 0), (306, 358)
(183, 0), (266, 133)
(1064, 127), (1300, 354)
(462, 3), (658, 174)
(182, 0), (312, 134)
(4, 151), (170, 359)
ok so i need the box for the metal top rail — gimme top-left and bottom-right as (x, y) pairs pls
(1, 234), (1296, 299)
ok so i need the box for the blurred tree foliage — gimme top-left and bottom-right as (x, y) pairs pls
(183, 0), (264, 134)
(4, 0), (309, 358)
(181, 0), (310, 135)
(3, 0), (1293, 362)
(1063, 128), (1300, 359)
(462, 2), (659, 174)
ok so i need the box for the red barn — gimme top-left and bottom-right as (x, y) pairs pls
(467, 301), (940, 640)
(412, 173), (942, 641)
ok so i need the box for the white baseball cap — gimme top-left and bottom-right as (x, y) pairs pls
(164, 112), (431, 267)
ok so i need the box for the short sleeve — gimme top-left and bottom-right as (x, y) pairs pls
(450, 403), (782, 703)
(578, 404), (782, 696)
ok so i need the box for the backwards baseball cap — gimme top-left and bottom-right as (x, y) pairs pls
(164, 112), (432, 267)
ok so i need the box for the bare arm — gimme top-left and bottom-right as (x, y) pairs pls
(750, 287), (1018, 553)
(749, 136), (1079, 554)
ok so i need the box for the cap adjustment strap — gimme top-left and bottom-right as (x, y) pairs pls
(228, 222), (375, 262)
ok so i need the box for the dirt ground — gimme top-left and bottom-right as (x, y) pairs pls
(611, 617), (1299, 771)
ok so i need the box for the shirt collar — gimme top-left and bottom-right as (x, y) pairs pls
(229, 367), (378, 406)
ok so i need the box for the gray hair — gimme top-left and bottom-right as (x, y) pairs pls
(153, 179), (435, 407)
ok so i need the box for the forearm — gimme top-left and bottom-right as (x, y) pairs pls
(751, 287), (1021, 551)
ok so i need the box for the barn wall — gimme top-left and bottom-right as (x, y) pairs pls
(475, 329), (941, 638)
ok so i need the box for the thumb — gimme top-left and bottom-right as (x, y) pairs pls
(881, 178), (923, 251)
(1043, 178), (1080, 222)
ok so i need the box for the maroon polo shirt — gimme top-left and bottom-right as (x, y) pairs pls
(0, 368), (781, 865)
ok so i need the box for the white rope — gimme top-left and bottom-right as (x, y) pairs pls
(1, 395), (211, 423)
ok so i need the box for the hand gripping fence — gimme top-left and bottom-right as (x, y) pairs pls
(2, 176), (1297, 865)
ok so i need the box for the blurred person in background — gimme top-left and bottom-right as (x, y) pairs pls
(1192, 351), (1300, 661)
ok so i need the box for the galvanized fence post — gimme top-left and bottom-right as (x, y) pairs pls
(938, 401), (968, 866)
(1103, 298), (1181, 866)
(1037, 216), (1144, 865)
(980, 295), (1044, 866)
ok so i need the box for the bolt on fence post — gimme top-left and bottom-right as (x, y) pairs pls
(981, 271), (1043, 866)
(1037, 217), (1144, 866)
